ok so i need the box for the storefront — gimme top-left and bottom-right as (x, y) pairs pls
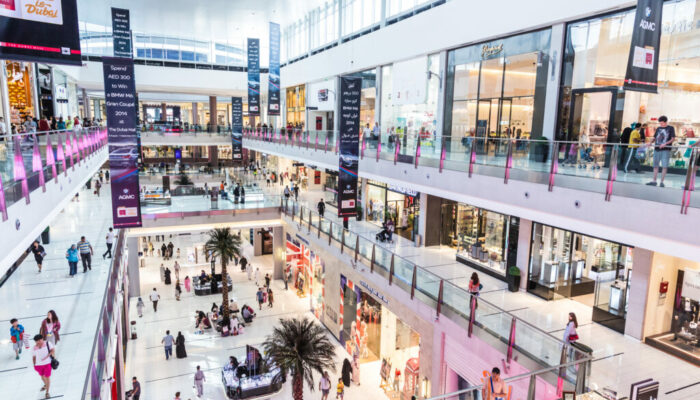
(306, 79), (335, 132)
(340, 276), (421, 399)
(364, 180), (419, 240)
(5, 61), (37, 125)
(285, 233), (325, 316)
(557, 0), (700, 172)
(285, 84), (306, 126)
(346, 69), (377, 130)
(528, 223), (633, 333)
(380, 54), (440, 144)
(323, 169), (339, 207)
(444, 29), (552, 153)
(440, 201), (518, 279)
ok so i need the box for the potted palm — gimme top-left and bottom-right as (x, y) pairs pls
(507, 266), (521, 292)
(204, 227), (241, 317)
(263, 317), (336, 400)
(175, 173), (193, 186)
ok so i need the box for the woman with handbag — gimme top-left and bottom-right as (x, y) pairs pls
(40, 310), (61, 346)
(29, 241), (46, 273)
(32, 334), (56, 399)
(563, 312), (579, 345)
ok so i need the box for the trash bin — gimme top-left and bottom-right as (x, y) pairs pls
(41, 227), (50, 244)
(130, 321), (137, 339)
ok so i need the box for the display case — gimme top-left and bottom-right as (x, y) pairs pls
(222, 362), (283, 398)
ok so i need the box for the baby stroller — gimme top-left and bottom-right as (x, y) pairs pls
(578, 146), (600, 169)
(376, 222), (394, 243)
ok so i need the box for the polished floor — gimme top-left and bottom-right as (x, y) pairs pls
(0, 179), (114, 400)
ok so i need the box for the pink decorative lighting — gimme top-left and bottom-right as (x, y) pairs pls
(45, 135), (57, 181)
(0, 174), (8, 221)
(13, 137), (29, 204)
(32, 135), (46, 192)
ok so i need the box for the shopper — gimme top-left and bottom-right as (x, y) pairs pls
(256, 287), (265, 310)
(175, 281), (182, 301)
(174, 261), (181, 280)
(162, 330), (174, 360)
(175, 331), (187, 359)
(136, 297), (145, 318)
(164, 267), (172, 285)
(284, 185), (291, 201)
(174, 391), (182, 400)
(393, 367), (401, 392)
(468, 272), (481, 308)
(647, 115), (676, 187)
(150, 288), (160, 312)
(293, 185), (299, 201)
(319, 371), (331, 400)
(94, 179), (102, 196)
(10, 318), (25, 360)
(623, 123), (643, 173)
(39, 310), (61, 346)
(194, 365), (206, 397)
(240, 256), (248, 272)
(264, 273), (271, 288)
(267, 288), (274, 308)
(29, 240), (46, 273)
(105, 170), (110, 183)
(342, 358), (352, 387)
(184, 276), (191, 292)
(254, 267), (260, 286)
(32, 334), (55, 399)
(488, 367), (508, 400)
(78, 236), (93, 272)
(66, 244), (79, 277)
(318, 199), (325, 217)
(103, 227), (114, 259)
(563, 312), (579, 345)
(128, 377), (141, 400)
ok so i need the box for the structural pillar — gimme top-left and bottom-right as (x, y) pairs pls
(192, 102), (198, 125)
(272, 226), (284, 279)
(515, 218), (533, 291)
(82, 88), (91, 120)
(625, 248), (654, 340)
(423, 194), (444, 247)
(209, 95), (217, 132)
(541, 23), (565, 139)
(253, 228), (263, 257)
(160, 102), (167, 122)
(0, 63), (11, 138)
(127, 236), (141, 297)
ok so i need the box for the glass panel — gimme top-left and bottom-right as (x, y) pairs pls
(478, 57), (504, 99)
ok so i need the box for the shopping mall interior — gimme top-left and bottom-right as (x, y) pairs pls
(1, 1), (700, 399)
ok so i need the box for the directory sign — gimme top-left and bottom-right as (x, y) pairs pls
(623, 0), (663, 93)
(0, 0), (81, 65)
(102, 56), (142, 228)
(231, 97), (243, 163)
(247, 38), (260, 115)
(338, 76), (361, 217)
(268, 22), (281, 115)
(111, 7), (131, 58)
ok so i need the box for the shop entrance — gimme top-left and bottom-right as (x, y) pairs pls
(567, 87), (617, 142)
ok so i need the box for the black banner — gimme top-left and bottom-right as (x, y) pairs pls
(232, 97), (243, 163)
(247, 38), (260, 115)
(338, 76), (361, 217)
(623, 0), (663, 93)
(103, 57), (142, 228)
(0, 0), (81, 65)
(268, 22), (281, 115)
(111, 7), (131, 58)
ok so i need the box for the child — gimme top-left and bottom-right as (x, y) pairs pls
(336, 378), (344, 399)
(10, 319), (24, 360)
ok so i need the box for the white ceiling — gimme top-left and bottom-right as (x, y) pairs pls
(76, 0), (325, 42)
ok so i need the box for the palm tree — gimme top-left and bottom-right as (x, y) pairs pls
(204, 227), (241, 318)
(263, 317), (336, 400)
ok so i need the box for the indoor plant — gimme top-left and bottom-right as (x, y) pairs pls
(507, 266), (521, 292)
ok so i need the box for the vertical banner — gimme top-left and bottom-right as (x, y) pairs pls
(111, 8), (132, 58)
(231, 97), (243, 163)
(103, 56), (142, 228)
(247, 38), (260, 115)
(623, 0), (663, 93)
(338, 76), (361, 217)
(268, 22), (281, 116)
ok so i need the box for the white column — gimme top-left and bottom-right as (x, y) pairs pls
(0, 63), (11, 137)
(127, 236), (141, 297)
(516, 218), (533, 290)
(272, 226), (285, 279)
(82, 88), (91, 120)
(625, 248), (653, 340)
(337, 0), (344, 45)
(541, 23), (565, 139)
(418, 192), (428, 247)
(435, 50), (447, 139)
(374, 66), (382, 127)
(379, 0), (387, 27)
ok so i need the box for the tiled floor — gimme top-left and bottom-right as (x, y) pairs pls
(126, 233), (389, 399)
(0, 181), (114, 400)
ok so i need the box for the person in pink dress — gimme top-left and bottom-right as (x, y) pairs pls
(184, 276), (191, 292)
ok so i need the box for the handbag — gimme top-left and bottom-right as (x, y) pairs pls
(47, 342), (59, 370)
(568, 333), (579, 342)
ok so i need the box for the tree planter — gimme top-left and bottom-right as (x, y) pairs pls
(507, 274), (521, 292)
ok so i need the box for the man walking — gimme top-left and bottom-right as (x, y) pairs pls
(317, 199), (325, 218)
(103, 228), (114, 259)
(647, 115), (676, 187)
(194, 365), (206, 397)
(150, 288), (160, 312)
(162, 330), (174, 360)
(78, 236), (94, 272)
(256, 287), (265, 311)
(128, 377), (141, 400)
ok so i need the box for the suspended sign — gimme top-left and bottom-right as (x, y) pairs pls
(268, 22), (281, 115)
(247, 38), (260, 115)
(338, 76), (361, 217)
(111, 7), (131, 58)
(623, 0), (663, 93)
(231, 97), (243, 163)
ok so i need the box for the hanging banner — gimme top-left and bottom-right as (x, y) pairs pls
(103, 56), (142, 228)
(247, 38), (260, 115)
(231, 97), (243, 163)
(338, 76), (361, 217)
(111, 7), (131, 58)
(268, 22), (281, 116)
(0, 0), (81, 65)
(623, 0), (663, 93)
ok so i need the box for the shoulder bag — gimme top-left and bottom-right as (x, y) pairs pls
(47, 342), (59, 370)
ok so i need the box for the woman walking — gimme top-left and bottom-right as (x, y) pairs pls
(32, 334), (55, 399)
(164, 267), (172, 285)
(173, 261), (181, 281)
(175, 331), (187, 359)
(563, 312), (579, 345)
(66, 244), (79, 277)
(136, 297), (145, 317)
(267, 288), (274, 308)
(468, 272), (481, 308)
(184, 276), (191, 292)
(39, 310), (61, 346)
(29, 241), (46, 273)
(175, 281), (182, 301)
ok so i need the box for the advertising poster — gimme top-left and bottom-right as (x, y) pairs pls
(247, 38), (260, 115)
(681, 269), (700, 301)
(623, 0), (663, 93)
(231, 97), (243, 163)
(0, 0), (81, 65)
(268, 22), (281, 115)
(102, 56), (142, 228)
(111, 7), (131, 58)
(338, 76), (361, 217)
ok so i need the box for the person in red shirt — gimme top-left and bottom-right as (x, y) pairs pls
(38, 116), (50, 132)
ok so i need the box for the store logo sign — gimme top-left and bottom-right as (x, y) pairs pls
(481, 43), (503, 58)
(360, 280), (388, 304)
